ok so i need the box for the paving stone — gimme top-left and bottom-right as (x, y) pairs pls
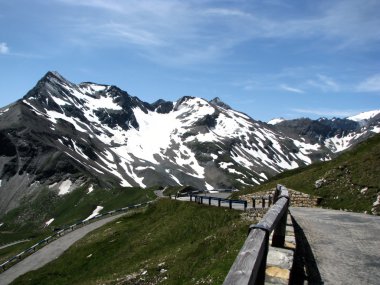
(267, 247), (294, 270)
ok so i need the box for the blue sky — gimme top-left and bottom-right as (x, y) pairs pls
(1, 0), (379, 121)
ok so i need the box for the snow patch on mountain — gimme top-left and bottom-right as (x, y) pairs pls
(45, 218), (54, 226)
(268, 118), (285, 125)
(45, 109), (88, 132)
(84, 206), (104, 221)
(348, 110), (380, 122)
(87, 184), (94, 194)
(58, 180), (72, 195)
(125, 108), (181, 164)
(325, 132), (366, 153)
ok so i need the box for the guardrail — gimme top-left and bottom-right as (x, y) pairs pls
(0, 201), (153, 272)
(223, 184), (290, 285)
(172, 194), (248, 210)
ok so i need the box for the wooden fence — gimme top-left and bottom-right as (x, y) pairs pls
(223, 184), (290, 285)
(0, 201), (153, 272)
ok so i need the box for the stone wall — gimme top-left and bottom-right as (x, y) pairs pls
(240, 188), (321, 208)
(244, 208), (269, 220)
(289, 189), (321, 207)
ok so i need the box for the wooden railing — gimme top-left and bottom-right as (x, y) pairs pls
(223, 185), (290, 285)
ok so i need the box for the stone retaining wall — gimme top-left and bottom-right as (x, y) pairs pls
(240, 188), (321, 208)
(244, 208), (269, 220)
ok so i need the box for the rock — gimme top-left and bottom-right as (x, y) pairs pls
(315, 178), (326, 189)
(371, 194), (380, 215)
(266, 266), (290, 284)
(266, 247), (293, 270)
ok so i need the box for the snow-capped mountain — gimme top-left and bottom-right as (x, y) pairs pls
(267, 118), (286, 125)
(347, 110), (380, 123)
(0, 71), (379, 213)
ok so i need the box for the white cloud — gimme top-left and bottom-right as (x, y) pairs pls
(307, 74), (340, 92)
(357, 74), (380, 92)
(0, 42), (9, 54)
(292, 108), (359, 118)
(50, 0), (380, 66)
(280, 84), (304, 94)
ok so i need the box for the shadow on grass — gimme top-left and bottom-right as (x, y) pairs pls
(290, 216), (323, 285)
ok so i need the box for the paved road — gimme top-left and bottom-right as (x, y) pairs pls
(290, 207), (380, 285)
(153, 190), (165, 198)
(0, 213), (126, 285)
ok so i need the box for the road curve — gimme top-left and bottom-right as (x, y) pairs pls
(0, 213), (126, 285)
(290, 207), (380, 285)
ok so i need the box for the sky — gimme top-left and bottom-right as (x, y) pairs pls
(0, 0), (380, 122)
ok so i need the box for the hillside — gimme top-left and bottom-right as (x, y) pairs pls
(0, 186), (158, 270)
(236, 134), (380, 214)
(0, 186), (157, 245)
(10, 200), (251, 285)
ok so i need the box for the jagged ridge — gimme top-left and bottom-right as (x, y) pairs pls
(0, 71), (379, 214)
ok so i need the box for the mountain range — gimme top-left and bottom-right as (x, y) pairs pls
(0, 71), (379, 214)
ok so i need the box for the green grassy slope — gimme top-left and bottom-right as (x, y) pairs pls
(236, 134), (380, 213)
(12, 199), (250, 285)
(0, 186), (156, 263)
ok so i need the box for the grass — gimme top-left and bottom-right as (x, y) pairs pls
(12, 199), (251, 285)
(0, 186), (157, 262)
(234, 133), (380, 213)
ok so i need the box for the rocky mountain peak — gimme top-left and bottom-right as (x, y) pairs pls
(209, 97), (231, 109)
(1, 71), (379, 214)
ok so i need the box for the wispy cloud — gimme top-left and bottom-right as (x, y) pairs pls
(50, 0), (380, 66)
(307, 74), (340, 92)
(292, 108), (359, 118)
(357, 74), (380, 92)
(280, 84), (304, 94)
(0, 42), (9, 54)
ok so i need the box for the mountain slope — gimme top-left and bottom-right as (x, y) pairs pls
(236, 133), (380, 214)
(0, 71), (379, 214)
(11, 200), (251, 285)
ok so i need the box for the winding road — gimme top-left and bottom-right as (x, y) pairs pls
(0, 213), (126, 285)
(290, 207), (380, 285)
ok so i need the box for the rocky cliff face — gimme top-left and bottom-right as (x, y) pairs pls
(0, 71), (379, 213)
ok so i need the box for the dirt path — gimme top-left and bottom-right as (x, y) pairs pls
(0, 213), (125, 285)
(290, 207), (380, 285)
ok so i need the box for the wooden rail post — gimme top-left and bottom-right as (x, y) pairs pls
(273, 184), (281, 203)
(272, 193), (289, 247)
(249, 225), (270, 285)
(262, 197), (265, 208)
(229, 200), (232, 209)
(252, 197), (256, 208)
(218, 198), (221, 207)
(209, 197), (212, 205)
(223, 185), (289, 285)
(244, 200), (247, 211)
